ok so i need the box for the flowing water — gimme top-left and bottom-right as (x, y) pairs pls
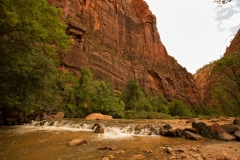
(0, 119), (207, 160)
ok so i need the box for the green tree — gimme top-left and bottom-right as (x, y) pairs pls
(212, 53), (240, 116)
(0, 0), (71, 115)
(74, 67), (96, 117)
(92, 81), (125, 118)
(168, 99), (192, 117)
(63, 67), (125, 118)
(148, 93), (169, 114)
(121, 80), (153, 112)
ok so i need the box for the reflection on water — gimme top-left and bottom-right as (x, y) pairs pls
(0, 119), (206, 160)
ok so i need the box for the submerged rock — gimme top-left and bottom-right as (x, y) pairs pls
(93, 123), (104, 133)
(98, 145), (117, 151)
(134, 125), (143, 134)
(68, 138), (87, 146)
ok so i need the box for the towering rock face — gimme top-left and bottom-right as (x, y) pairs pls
(194, 63), (217, 106)
(224, 29), (240, 56)
(195, 29), (240, 106)
(48, 0), (200, 106)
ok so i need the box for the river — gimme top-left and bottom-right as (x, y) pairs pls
(0, 119), (210, 160)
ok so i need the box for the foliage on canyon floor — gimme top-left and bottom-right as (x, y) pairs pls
(212, 53), (240, 117)
(0, 0), (71, 116)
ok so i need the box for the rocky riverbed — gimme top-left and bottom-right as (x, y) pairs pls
(1, 117), (240, 160)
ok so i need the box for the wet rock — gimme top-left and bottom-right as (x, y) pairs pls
(218, 133), (236, 141)
(101, 157), (109, 160)
(39, 120), (47, 126)
(233, 118), (240, 126)
(134, 125), (143, 134)
(68, 138), (87, 146)
(165, 147), (173, 153)
(145, 150), (153, 153)
(165, 128), (183, 137)
(159, 123), (173, 136)
(221, 124), (238, 134)
(234, 131), (240, 140)
(162, 123), (172, 130)
(192, 120), (209, 133)
(98, 145), (117, 151)
(108, 154), (114, 159)
(129, 154), (146, 160)
(93, 123), (104, 133)
(209, 123), (225, 135)
(85, 113), (112, 120)
(185, 131), (203, 140)
(116, 150), (125, 154)
(54, 112), (64, 119)
(184, 128), (198, 134)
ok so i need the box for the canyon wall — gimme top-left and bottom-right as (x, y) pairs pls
(195, 29), (240, 106)
(48, 0), (200, 106)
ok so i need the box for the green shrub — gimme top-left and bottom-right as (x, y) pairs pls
(168, 99), (192, 117)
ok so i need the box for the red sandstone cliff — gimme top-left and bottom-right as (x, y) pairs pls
(195, 29), (240, 106)
(224, 29), (240, 56)
(48, 0), (200, 106)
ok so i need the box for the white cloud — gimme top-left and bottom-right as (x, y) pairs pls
(144, 0), (240, 74)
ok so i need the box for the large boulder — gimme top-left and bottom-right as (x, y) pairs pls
(192, 120), (210, 136)
(68, 138), (87, 146)
(164, 129), (183, 137)
(184, 131), (203, 140)
(221, 124), (238, 134)
(234, 131), (240, 140)
(159, 123), (173, 136)
(209, 123), (225, 135)
(85, 113), (112, 120)
(218, 133), (236, 141)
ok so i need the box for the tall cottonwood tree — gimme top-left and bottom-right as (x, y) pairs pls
(0, 0), (71, 115)
(212, 53), (240, 116)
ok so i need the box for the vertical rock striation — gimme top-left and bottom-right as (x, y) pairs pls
(48, 0), (200, 106)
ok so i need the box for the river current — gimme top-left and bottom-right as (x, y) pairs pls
(0, 119), (207, 160)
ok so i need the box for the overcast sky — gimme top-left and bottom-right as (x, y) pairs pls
(144, 0), (240, 74)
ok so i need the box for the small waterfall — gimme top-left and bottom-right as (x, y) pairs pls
(24, 120), (161, 139)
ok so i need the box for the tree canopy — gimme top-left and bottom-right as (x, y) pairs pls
(212, 53), (240, 116)
(0, 0), (71, 115)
